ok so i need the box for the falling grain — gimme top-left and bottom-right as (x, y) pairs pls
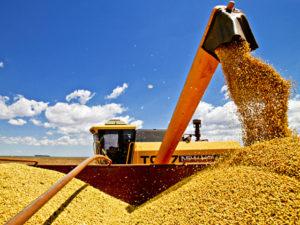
(215, 39), (291, 145)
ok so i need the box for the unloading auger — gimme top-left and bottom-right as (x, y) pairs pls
(155, 1), (258, 164)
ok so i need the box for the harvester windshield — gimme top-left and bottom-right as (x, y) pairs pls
(103, 132), (119, 149)
(90, 121), (136, 164)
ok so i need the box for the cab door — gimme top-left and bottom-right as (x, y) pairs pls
(94, 129), (135, 164)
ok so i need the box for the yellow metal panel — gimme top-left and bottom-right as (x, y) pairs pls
(90, 125), (136, 134)
(136, 141), (240, 151)
(133, 141), (240, 164)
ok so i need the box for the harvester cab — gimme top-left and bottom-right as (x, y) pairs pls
(90, 119), (136, 164)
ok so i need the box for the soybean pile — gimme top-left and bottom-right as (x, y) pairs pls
(0, 163), (129, 225)
(127, 138), (300, 225)
(1, 137), (300, 225)
(215, 39), (291, 146)
(221, 136), (300, 180)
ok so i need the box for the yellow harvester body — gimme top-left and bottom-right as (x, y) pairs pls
(90, 119), (240, 165)
(133, 141), (239, 164)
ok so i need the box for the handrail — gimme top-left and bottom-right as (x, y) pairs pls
(0, 157), (38, 166)
(5, 155), (112, 225)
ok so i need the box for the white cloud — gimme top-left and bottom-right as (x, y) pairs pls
(130, 120), (143, 129)
(112, 115), (143, 129)
(288, 98), (300, 132)
(105, 83), (128, 99)
(46, 131), (54, 136)
(187, 101), (242, 142)
(0, 134), (91, 146)
(221, 85), (230, 100)
(0, 116), (143, 147)
(0, 95), (48, 120)
(0, 96), (9, 102)
(43, 122), (55, 128)
(0, 91), (144, 146)
(45, 102), (128, 134)
(0, 61), (4, 68)
(30, 118), (42, 126)
(66, 90), (95, 105)
(147, 84), (154, 89)
(30, 119), (55, 129)
(8, 118), (27, 126)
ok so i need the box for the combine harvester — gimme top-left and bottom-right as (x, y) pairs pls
(4, 2), (258, 224)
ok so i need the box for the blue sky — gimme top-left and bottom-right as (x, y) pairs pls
(0, 0), (299, 156)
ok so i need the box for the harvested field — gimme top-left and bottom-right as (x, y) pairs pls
(215, 39), (291, 146)
(0, 163), (129, 225)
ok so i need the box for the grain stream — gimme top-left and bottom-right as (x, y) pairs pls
(215, 39), (291, 145)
